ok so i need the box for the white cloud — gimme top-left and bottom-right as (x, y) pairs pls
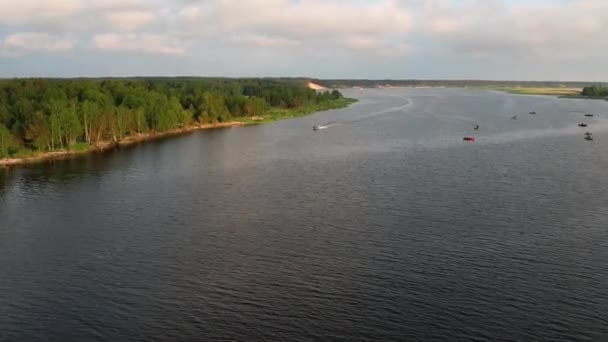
(0, 0), (81, 26)
(93, 33), (186, 55)
(105, 10), (157, 31)
(342, 35), (410, 58)
(1, 0), (608, 78)
(428, 18), (470, 34)
(420, 0), (608, 58)
(175, 0), (414, 58)
(344, 35), (379, 50)
(0, 32), (74, 57)
(189, 0), (413, 37)
(178, 5), (201, 20)
(231, 34), (300, 48)
(87, 0), (144, 11)
(0, 0), (157, 31)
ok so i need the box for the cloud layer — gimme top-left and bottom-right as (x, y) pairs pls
(0, 0), (607, 80)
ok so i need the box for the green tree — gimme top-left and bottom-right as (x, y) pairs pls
(9, 97), (35, 140)
(79, 100), (99, 144)
(244, 97), (268, 117)
(582, 85), (608, 97)
(0, 125), (17, 158)
(134, 107), (147, 133)
(47, 100), (64, 150)
(25, 111), (51, 151)
(59, 102), (81, 148)
(108, 106), (131, 142)
(203, 92), (230, 123)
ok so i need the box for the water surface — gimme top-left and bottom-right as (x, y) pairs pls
(2, 88), (608, 341)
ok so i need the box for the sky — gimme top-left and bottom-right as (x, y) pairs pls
(0, 0), (606, 80)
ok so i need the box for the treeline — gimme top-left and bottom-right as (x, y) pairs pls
(0, 78), (344, 158)
(581, 85), (608, 98)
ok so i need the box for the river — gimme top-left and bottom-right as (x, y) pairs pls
(2, 88), (608, 341)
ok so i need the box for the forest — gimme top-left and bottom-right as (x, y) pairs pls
(0, 78), (346, 158)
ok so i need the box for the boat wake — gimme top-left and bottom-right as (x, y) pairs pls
(344, 98), (413, 125)
(320, 123), (341, 129)
(313, 121), (342, 130)
(316, 96), (413, 131)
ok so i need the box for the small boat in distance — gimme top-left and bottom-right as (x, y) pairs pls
(585, 132), (592, 136)
(474, 125), (480, 130)
(585, 135), (594, 141)
(313, 125), (320, 131)
(463, 137), (475, 142)
(579, 123), (588, 127)
(510, 115), (518, 120)
(529, 111), (537, 114)
(585, 113), (594, 117)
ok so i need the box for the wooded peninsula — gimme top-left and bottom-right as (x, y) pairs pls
(0, 78), (354, 164)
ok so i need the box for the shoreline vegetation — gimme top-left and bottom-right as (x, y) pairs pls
(494, 87), (583, 96)
(0, 78), (356, 167)
(0, 122), (244, 167)
(495, 85), (608, 100)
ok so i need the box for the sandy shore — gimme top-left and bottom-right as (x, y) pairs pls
(0, 121), (244, 168)
(308, 82), (328, 91)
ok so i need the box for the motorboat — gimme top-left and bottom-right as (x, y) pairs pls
(585, 135), (594, 141)
(462, 137), (476, 142)
(585, 132), (592, 136)
(510, 115), (518, 120)
(529, 111), (537, 114)
(578, 123), (588, 127)
(313, 125), (320, 131)
(585, 113), (594, 117)
(474, 125), (480, 130)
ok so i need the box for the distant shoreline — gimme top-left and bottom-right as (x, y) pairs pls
(494, 87), (608, 100)
(347, 84), (607, 101)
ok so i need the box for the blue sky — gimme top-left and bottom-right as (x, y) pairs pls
(0, 0), (606, 80)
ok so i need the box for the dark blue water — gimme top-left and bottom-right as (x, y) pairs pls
(2, 89), (608, 341)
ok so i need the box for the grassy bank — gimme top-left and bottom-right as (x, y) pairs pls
(494, 87), (608, 101)
(242, 97), (358, 124)
(0, 97), (357, 168)
(495, 87), (582, 96)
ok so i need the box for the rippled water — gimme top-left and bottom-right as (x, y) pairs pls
(2, 88), (608, 341)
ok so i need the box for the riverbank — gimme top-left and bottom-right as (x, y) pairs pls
(496, 87), (607, 100)
(494, 87), (582, 96)
(0, 122), (245, 167)
(0, 98), (357, 168)
(244, 97), (358, 124)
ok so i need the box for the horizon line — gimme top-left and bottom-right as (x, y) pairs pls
(0, 76), (602, 83)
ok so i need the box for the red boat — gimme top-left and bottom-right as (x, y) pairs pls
(463, 137), (475, 142)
